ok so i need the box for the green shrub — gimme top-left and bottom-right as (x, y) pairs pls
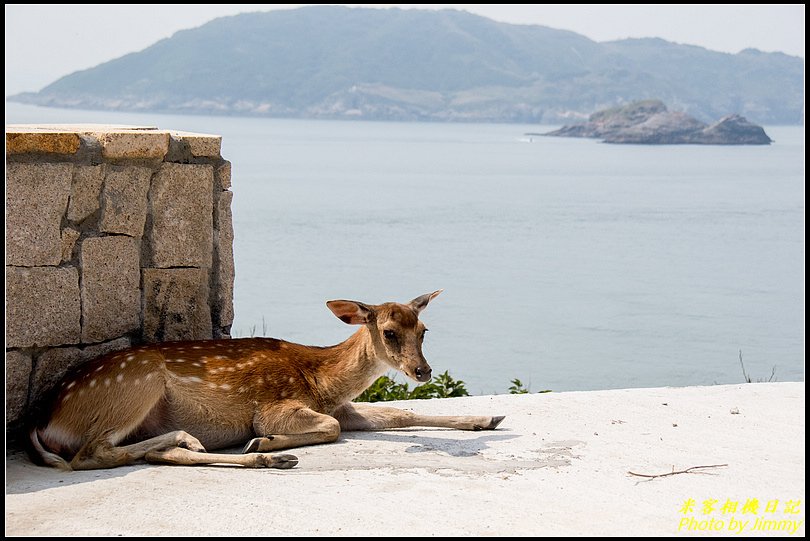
(355, 370), (470, 402)
(508, 378), (530, 394)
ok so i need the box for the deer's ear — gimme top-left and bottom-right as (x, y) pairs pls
(326, 300), (375, 325)
(409, 290), (443, 314)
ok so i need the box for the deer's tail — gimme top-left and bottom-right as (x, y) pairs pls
(28, 427), (72, 471)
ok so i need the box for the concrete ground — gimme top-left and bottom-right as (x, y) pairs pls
(5, 382), (805, 536)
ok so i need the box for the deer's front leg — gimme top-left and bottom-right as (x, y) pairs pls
(332, 402), (505, 431)
(243, 401), (341, 453)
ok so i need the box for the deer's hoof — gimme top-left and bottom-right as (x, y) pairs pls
(270, 453), (298, 469)
(243, 436), (275, 454)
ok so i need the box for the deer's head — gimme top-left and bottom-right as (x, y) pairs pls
(326, 290), (442, 382)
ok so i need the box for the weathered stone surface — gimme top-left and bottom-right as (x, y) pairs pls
(6, 130), (81, 155)
(80, 237), (141, 343)
(148, 163), (213, 268)
(6, 350), (32, 425)
(60, 227), (81, 262)
(31, 347), (81, 402)
(67, 165), (105, 223)
(170, 131), (222, 158)
(98, 166), (152, 237)
(83, 336), (132, 360)
(213, 190), (235, 329)
(96, 131), (169, 160)
(6, 163), (72, 266)
(31, 337), (131, 401)
(142, 268), (212, 342)
(215, 160), (232, 190)
(6, 267), (81, 348)
(4, 124), (232, 423)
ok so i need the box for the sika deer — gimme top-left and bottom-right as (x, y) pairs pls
(29, 291), (504, 470)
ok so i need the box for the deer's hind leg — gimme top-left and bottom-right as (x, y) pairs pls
(65, 395), (296, 470)
(144, 447), (298, 468)
(42, 355), (203, 470)
(62, 372), (208, 470)
(68, 430), (207, 470)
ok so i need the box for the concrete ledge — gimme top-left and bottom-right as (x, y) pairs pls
(171, 130), (222, 157)
(6, 125), (222, 159)
(95, 130), (170, 160)
(6, 130), (81, 154)
(5, 383), (804, 536)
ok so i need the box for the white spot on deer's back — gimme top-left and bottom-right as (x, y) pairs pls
(116, 374), (124, 383)
(227, 367), (235, 372)
(257, 377), (264, 386)
(288, 377), (295, 384)
(66, 381), (76, 389)
(192, 362), (202, 367)
(127, 355), (135, 361)
(104, 378), (111, 386)
(280, 390), (287, 398)
(89, 379), (97, 387)
(134, 378), (141, 386)
(193, 346), (202, 350)
(63, 393), (73, 403)
(237, 386), (246, 393)
(95, 365), (104, 372)
(207, 382), (217, 389)
(120, 361), (127, 369)
(220, 384), (232, 391)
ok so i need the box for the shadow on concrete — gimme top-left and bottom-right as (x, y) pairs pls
(342, 430), (519, 457)
(7, 428), (522, 494)
(5, 448), (150, 495)
(5, 445), (288, 495)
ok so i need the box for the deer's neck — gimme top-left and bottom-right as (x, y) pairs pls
(313, 326), (387, 410)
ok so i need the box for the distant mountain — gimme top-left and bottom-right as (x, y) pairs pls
(9, 7), (804, 124)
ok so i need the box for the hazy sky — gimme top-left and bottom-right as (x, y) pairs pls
(4, 4), (805, 96)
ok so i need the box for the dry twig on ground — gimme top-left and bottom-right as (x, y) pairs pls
(628, 464), (728, 479)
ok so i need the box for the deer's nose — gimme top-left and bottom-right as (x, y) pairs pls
(414, 366), (432, 382)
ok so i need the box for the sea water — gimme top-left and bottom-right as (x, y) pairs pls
(6, 103), (804, 394)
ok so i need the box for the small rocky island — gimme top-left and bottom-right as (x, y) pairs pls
(543, 100), (772, 145)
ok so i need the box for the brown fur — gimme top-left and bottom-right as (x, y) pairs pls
(31, 292), (504, 470)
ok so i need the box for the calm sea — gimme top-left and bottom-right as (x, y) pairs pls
(6, 103), (805, 394)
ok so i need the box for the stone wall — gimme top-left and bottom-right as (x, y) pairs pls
(5, 125), (234, 428)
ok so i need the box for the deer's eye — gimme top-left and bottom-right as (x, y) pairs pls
(383, 330), (397, 341)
